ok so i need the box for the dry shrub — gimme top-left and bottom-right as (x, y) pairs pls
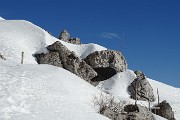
(93, 93), (128, 114)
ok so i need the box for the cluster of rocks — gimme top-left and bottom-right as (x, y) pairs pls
(58, 30), (81, 44)
(127, 70), (176, 120)
(35, 41), (97, 82)
(35, 41), (127, 84)
(101, 104), (155, 120)
(128, 70), (155, 102)
(35, 31), (175, 120)
(152, 100), (175, 120)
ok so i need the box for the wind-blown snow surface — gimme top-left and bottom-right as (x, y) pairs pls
(0, 60), (109, 120)
(0, 19), (180, 120)
(0, 20), (106, 64)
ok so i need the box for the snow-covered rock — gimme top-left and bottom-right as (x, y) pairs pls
(36, 41), (98, 81)
(84, 50), (127, 81)
(128, 71), (155, 102)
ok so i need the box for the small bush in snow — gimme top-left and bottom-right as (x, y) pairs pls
(93, 93), (128, 114)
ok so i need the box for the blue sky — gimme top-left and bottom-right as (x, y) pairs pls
(1, 0), (180, 87)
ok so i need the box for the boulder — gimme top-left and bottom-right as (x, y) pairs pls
(124, 104), (155, 120)
(35, 52), (62, 67)
(101, 107), (118, 120)
(101, 107), (126, 120)
(84, 50), (127, 81)
(35, 41), (97, 82)
(128, 71), (155, 102)
(152, 100), (175, 120)
(58, 29), (70, 42)
(58, 30), (81, 44)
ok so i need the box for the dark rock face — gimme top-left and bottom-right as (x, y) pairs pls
(84, 50), (127, 81)
(124, 104), (155, 120)
(35, 52), (62, 67)
(35, 41), (97, 82)
(58, 30), (80, 44)
(128, 71), (155, 102)
(152, 100), (175, 120)
(69, 37), (81, 44)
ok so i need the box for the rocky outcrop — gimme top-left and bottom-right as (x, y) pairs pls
(35, 41), (97, 81)
(101, 104), (155, 120)
(84, 50), (127, 81)
(128, 71), (155, 102)
(58, 30), (80, 44)
(35, 52), (62, 67)
(69, 37), (81, 44)
(101, 107), (126, 120)
(58, 29), (70, 42)
(124, 104), (155, 120)
(152, 100), (175, 120)
(101, 107), (118, 120)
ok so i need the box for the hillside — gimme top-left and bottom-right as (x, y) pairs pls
(0, 19), (179, 120)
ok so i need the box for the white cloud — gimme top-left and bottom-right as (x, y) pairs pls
(100, 32), (120, 39)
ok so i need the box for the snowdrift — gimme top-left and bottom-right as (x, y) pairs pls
(0, 20), (106, 64)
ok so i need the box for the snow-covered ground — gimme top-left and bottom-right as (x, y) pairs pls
(0, 18), (179, 120)
(0, 60), (109, 120)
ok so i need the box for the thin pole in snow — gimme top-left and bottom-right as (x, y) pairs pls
(21, 52), (24, 64)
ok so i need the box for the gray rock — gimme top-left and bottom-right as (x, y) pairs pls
(36, 41), (97, 81)
(69, 37), (81, 44)
(128, 71), (155, 102)
(35, 52), (62, 67)
(152, 100), (175, 120)
(124, 104), (155, 120)
(102, 107), (118, 120)
(58, 29), (70, 42)
(84, 50), (127, 81)
(101, 104), (154, 120)
(58, 30), (81, 44)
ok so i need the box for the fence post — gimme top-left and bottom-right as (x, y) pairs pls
(157, 88), (160, 105)
(21, 52), (24, 64)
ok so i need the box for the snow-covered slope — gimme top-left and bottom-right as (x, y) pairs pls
(0, 20), (106, 64)
(97, 71), (180, 119)
(0, 19), (179, 120)
(0, 60), (109, 120)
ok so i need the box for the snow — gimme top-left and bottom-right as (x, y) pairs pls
(0, 18), (180, 120)
(97, 70), (180, 120)
(0, 20), (106, 64)
(0, 60), (109, 120)
(0, 16), (5, 20)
